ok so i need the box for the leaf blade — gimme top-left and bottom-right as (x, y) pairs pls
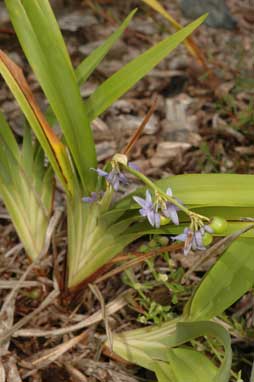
(5, 0), (97, 191)
(189, 238), (254, 320)
(85, 14), (207, 121)
(76, 9), (137, 84)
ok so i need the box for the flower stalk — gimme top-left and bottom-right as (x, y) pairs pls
(122, 162), (210, 227)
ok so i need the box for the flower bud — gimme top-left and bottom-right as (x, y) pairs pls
(113, 153), (128, 166)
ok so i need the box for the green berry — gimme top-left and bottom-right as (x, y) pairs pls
(202, 232), (213, 246)
(160, 216), (170, 226)
(210, 216), (228, 234)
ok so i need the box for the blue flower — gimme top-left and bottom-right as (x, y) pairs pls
(107, 169), (128, 191)
(82, 191), (103, 204)
(162, 188), (180, 225)
(128, 162), (140, 171)
(91, 168), (128, 191)
(133, 190), (161, 228)
(172, 226), (212, 256)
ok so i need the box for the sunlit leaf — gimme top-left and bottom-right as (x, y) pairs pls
(116, 174), (254, 210)
(111, 320), (231, 382)
(0, 113), (54, 260)
(76, 9), (137, 84)
(141, 0), (209, 70)
(85, 15), (207, 121)
(0, 49), (73, 193)
(188, 238), (254, 320)
(5, 0), (97, 192)
(154, 348), (217, 382)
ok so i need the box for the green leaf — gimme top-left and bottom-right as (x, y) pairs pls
(169, 322), (231, 382)
(0, 49), (72, 192)
(85, 14), (207, 121)
(67, 192), (148, 288)
(188, 238), (254, 320)
(155, 348), (217, 382)
(5, 0), (97, 192)
(0, 114), (54, 260)
(116, 174), (254, 211)
(0, 110), (19, 158)
(76, 9), (137, 84)
(157, 174), (254, 207)
(111, 320), (232, 382)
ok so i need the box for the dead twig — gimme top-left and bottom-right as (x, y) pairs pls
(0, 288), (59, 346)
(26, 329), (90, 370)
(95, 242), (183, 284)
(122, 97), (157, 156)
(14, 290), (131, 338)
(89, 284), (113, 351)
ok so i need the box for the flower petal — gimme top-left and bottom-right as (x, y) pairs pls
(166, 187), (173, 197)
(184, 240), (192, 256)
(82, 196), (93, 203)
(91, 168), (108, 177)
(119, 172), (128, 185)
(154, 212), (161, 228)
(128, 162), (140, 171)
(172, 232), (187, 242)
(147, 209), (156, 227)
(133, 196), (147, 209)
(194, 231), (203, 248)
(139, 208), (148, 217)
(169, 208), (179, 225)
(205, 225), (214, 234)
(163, 205), (179, 225)
(145, 190), (153, 205)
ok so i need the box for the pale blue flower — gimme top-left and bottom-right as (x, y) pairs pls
(91, 167), (127, 191)
(107, 169), (128, 191)
(172, 226), (212, 256)
(133, 190), (161, 228)
(162, 187), (180, 225)
(82, 191), (103, 204)
(128, 162), (140, 171)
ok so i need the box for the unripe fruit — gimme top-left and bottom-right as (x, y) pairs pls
(202, 232), (213, 246)
(160, 216), (170, 226)
(210, 216), (228, 234)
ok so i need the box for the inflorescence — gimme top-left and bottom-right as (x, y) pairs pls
(82, 154), (227, 256)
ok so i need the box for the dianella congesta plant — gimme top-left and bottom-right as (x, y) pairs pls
(1, 2), (254, 381)
(0, 0), (207, 288)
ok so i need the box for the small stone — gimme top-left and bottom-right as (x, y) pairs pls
(179, 0), (237, 29)
(130, 18), (158, 35)
(165, 96), (197, 131)
(58, 10), (97, 32)
(161, 126), (202, 147)
(109, 114), (159, 135)
(95, 142), (116, 162)
(8, 52), (23, 67)
(235, 146), (254, 155)
(150, 141), (191, 167)
(0, 5), (9, 24)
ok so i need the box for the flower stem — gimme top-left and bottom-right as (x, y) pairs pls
(124, 164), (209, 223)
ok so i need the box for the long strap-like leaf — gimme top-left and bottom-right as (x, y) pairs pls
(5, 0), (97, 192)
